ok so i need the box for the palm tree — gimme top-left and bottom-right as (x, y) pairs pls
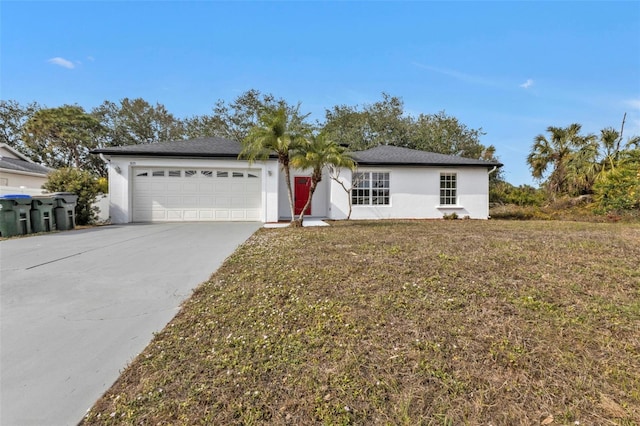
(240, 106), (311, 222)
(527, 124), (596, 198)
(290, 133), (355, 226)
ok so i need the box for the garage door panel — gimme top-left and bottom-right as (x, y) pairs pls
(215, 197), (230, 207)
(231, 196), (245, 208)
(183, 210), (199, 220)
(246, 197), (262, 208)
(246, 181), (260, 190)
(165, 196), (185, 208)
(198, 196), (214, 207)
(183, 183), (198, 192)
(246, 210), (260, 220)
(151, 210), (167, 220)
(215, 183), (230, 192)
(167, 210), (183, 220)
(133, 167), (262, 222)
(230, 183), (245, 192)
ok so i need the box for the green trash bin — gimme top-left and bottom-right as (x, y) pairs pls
(31, 196), (55, 233)
(51, 192), (78, 231)
(0, 195), (33, 237)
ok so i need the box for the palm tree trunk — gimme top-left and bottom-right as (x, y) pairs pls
(281, 157), (295, 222)
(297, 180), (318, 225)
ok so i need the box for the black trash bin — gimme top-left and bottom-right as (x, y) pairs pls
(51, 192), (78, 231)
(0, 194), (33, 237)
(31, 196), (56, 233)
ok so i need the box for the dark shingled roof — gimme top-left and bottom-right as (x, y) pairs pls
(351, 145), (502, 167)
(92, 137), (502, 168)
(92, 137), (255, 158)
(0, 156), (53, 175)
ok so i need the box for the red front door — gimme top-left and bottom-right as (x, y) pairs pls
(294, 176), (311, 216)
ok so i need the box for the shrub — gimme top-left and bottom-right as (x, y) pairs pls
(593, 164), (640, 213)
(43, 168), (102, 225)
(490, 182), (545, 206)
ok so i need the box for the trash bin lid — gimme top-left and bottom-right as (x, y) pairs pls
(0, 194), (32, 199)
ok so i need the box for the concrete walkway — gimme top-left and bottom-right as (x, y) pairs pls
(0, 222), (261, 426)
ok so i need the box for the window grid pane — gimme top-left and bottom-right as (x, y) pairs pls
(440, 173), (457, 205)
(352, 172), (390, 205)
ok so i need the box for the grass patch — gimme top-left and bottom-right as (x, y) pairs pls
(82, 220), (640, 425)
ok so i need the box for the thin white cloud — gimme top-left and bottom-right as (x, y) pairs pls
(87, 56), (95, 61)
(520, 79), (534, 89)
(412, 62), (499, 87)
(47, 57), (75, 69)
(625, 98), (640, 110)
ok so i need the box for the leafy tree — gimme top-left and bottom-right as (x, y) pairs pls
(182, 114), (227, 139)
(43, 168), (102, 225)
(0, 100), (41, 154)
(91, 98), (184, 147)
(22, 105), (105, 173)
(322, 93), (410, 150)
(322, 93), (491, 161)
(290, 133), (355, 225)
(240, 105), (312, 222)
(408, 111), (488, 159)
(186, 89), (308, 143)
(527, 124), (597, 198)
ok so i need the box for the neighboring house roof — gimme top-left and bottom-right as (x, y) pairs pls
(0, 143), (34, 162)
(351, 145), (503, 168)
(0, 157), (53, 175)
(92, 137), (502, 168)
(91, 137), (269, 158)
(0, 144), (53, 176)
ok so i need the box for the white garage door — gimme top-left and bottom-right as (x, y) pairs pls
(132, 167), (262, 222)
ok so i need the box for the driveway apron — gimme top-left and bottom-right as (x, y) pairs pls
(1, 222), (261, 426)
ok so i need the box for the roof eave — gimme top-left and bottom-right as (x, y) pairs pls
(92, 150), (279, 160)
(0, 167), (50, 177)
(354, 161), (503, 168)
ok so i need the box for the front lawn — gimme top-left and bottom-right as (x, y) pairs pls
(82, 220), (640, 425)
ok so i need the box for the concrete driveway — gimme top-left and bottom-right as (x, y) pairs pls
(0, 222), (261, 426)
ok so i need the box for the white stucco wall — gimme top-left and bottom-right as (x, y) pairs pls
(328, 166), (491, 220)
(0, 172), (48, 194)
(104, 156), (279, 223)
(277, 167), (330, 220)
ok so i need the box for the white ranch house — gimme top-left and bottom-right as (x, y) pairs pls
(93, 137), (501, 224)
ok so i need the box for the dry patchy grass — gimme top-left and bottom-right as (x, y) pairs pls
(82, 220), (640, 425)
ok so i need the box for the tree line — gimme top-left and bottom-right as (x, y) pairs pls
(0, 90), (497, 177)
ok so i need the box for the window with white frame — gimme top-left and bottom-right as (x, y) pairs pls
(352, 172), (390, 206)
(440, 173), (457, 205)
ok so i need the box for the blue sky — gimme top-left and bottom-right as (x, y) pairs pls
(2, 1), (639, 186)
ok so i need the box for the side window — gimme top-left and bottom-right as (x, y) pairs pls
(440, 173), (457, 205)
